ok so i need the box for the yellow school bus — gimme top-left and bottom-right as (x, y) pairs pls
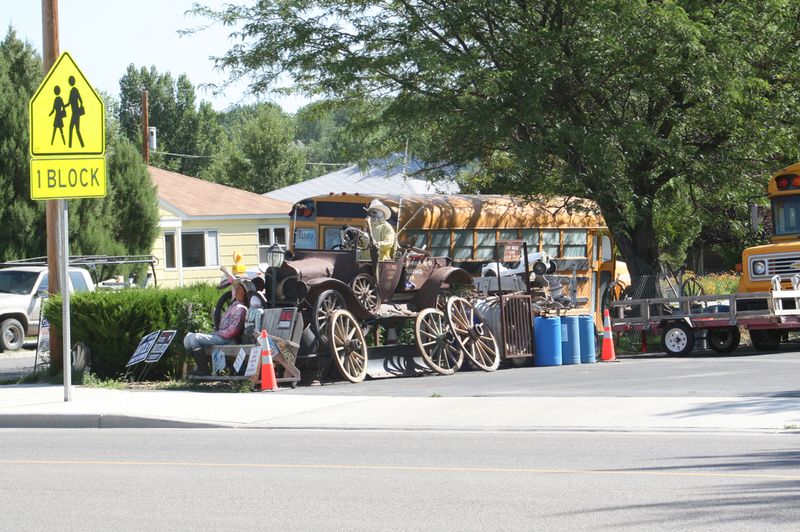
(289, 193), (623, 322)
(738, 162), (800, 348)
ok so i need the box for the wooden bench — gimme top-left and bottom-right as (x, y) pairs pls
(188, 307), (303, 388)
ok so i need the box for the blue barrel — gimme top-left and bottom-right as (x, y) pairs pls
(561, 316), (581, 365)
(534, 316), (562, 366)
(578, 315), (596, 363)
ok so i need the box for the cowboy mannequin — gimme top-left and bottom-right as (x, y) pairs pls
(361, 199), (397, 261)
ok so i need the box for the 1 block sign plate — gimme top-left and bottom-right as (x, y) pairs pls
(30, 157), (106, 199)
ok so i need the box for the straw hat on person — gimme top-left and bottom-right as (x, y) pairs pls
(367, 199), (392, 219)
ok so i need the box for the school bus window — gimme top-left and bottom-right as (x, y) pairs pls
(294, 228), (316, 249)
(452, 230), (474, 260)
(563, 230), (588, 257)
(601, 235), (612, 261)
(403, 230), (427, 248)
(522, 229), (539, 251)
(323, 226), (341, 249)
(542, 230), (560, 257)
(499, 229), (519, 241)
(476, 230), (496, 260)
(430, 230), (451, 257)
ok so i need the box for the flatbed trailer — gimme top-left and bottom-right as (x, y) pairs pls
(608, 275), (800, 355)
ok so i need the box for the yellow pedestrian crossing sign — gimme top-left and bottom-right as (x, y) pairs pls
(29, 51), (105, 157)
(29, 51), (106, 200)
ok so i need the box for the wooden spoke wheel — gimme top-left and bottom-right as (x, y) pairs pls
(312, 289), (345, 345)
(351, 273), (380, 313)
(446, 297), (500, 372)
(415, 308), (463, 375)
(328, 309), (368, 383)
(681, 278), (704, 297)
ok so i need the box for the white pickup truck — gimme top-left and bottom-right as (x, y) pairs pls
(0, 266), (95, 351)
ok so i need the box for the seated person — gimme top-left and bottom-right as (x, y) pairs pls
(184, 278), (249, 375)
(359, 199), (397, 261)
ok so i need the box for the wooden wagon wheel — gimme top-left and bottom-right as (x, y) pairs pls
(681, 277), (704, 297)
(446, 297), (500, 372)
(312, 289), (345, 345)
(415, 308), (463, 375)
(328, 309), (368, 383)
(351, 273), (380, 313)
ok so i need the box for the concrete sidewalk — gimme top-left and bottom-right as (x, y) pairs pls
(1, 384), (799, 432)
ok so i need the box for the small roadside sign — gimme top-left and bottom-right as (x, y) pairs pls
(29, 51), (105, 156)
(500, 240), (523, 262)
(30, 156), (106, 199)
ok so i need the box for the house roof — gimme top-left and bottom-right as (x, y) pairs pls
(263, 156), (460, 204)
(149, 166), (291, 218)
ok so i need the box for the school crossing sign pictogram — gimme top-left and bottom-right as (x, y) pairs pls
(29, 51), (106, 200)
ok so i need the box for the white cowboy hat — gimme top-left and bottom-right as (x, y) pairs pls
(367, 199), (392, 219)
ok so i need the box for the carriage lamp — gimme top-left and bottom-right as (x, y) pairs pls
(266, 243), (285, 306)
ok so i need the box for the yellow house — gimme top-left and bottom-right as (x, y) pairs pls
(149, 166), (292, 287)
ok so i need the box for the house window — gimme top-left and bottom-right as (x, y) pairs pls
(164, 233), (176, 268)
(164, 230), (219, 269)
(562, 230), (588, 257)
(259, 226), (289, 261)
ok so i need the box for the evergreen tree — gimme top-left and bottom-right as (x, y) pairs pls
(0, 29), (44, 261)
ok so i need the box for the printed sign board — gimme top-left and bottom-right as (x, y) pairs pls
(499, 240), (523, 262)
(144, 330), (177, 363)
(126, 331), (160, 367)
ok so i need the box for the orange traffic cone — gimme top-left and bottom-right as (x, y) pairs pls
(601, 309), (617, 362)
(260, 329), (278, 391)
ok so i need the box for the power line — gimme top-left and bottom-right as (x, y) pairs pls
(151, 150), (214, 159)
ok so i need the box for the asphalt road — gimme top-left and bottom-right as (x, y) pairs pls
(1, 428), (798, 530)
(290, 347), (800, 397)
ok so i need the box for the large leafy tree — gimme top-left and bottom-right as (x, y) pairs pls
(196, 1), (800, 278)
(0, 28), (159, 263)
(201, 103), (306, 193)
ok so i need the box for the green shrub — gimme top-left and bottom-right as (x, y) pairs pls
(696, 272), (740, 295)
(44, 284), (221, 379)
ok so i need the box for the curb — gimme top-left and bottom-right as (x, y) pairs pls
(2, 413), (798, 434)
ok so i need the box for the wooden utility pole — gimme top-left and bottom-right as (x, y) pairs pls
(142, 90), (149, 163)
(42, 0), (62, 367)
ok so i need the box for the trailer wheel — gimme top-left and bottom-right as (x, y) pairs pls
(660, 322), (695, 356)
(750, 329), (781, 351)
(707, 327), (740, 354)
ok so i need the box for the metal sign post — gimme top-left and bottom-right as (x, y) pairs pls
(60, 200), (71, 400)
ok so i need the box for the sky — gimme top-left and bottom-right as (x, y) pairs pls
(2, 0), (309, 113)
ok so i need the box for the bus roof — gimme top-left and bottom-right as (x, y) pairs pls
(303, 193), (606, 229)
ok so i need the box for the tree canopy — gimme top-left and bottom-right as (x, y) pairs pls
(200, 103), (306, 192)
(196, 0), (800, 277)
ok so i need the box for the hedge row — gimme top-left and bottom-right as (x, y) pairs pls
(43, 284), (221, 379)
